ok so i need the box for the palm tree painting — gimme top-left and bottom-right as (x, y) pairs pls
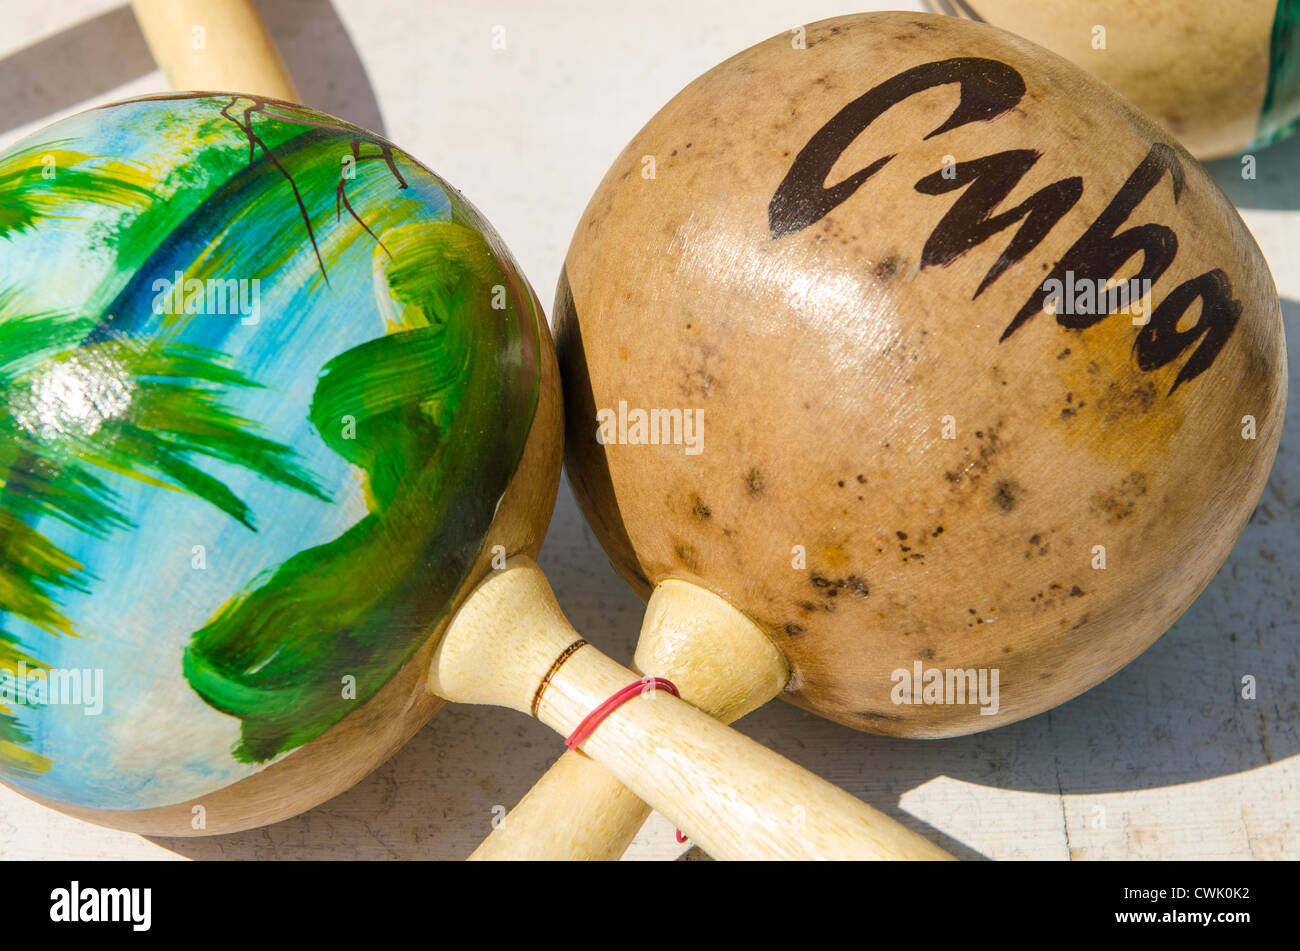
(0, 95), (541, 809)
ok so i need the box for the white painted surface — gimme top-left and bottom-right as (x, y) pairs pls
(0, 0), (1295, 861)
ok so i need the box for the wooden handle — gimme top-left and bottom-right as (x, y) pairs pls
(470, 579), (789, 859)
(132, 0), (299, 101)
(434, 558), (953, 860)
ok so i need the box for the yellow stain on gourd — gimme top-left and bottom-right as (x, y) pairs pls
(821, 543), (849, 570)
(1049, 311), (1184, 468)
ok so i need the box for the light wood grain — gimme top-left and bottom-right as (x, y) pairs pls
(470, 579), (788, 859)
(132, 0), (299, 101)
(434, 558), (953, 860)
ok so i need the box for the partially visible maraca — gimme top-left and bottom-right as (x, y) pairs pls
(1, 0), (947, 858)
(929, 0), (1300, 158)
(473, 10), (1287, 858)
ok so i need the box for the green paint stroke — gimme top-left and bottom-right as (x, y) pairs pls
(0, 293), (327, 779)
(0, 142), (155, 240)
(183, 221), (540, 763)
(1256, 0), (1300, 147)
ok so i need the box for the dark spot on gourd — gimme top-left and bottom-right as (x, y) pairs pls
(673, 541), (699, 571)
(783, 622), (805, 636)
(1091, 471), (1148, 523)
(855, 710), (904, 723)
(896, 531), (908, 540)
(993, 479), (1021, 512)
(1069, 585), (1085, 597)
(874, 256), (898, 280)
(919, 647), (936, 660)
(689, 493), (711, 520)
(1096, 379), (1157, 422)
(745, 467), (765, 494)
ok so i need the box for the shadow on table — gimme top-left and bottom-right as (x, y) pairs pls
(1204, 132), (1300, 212)
(0, 0), (385, 136)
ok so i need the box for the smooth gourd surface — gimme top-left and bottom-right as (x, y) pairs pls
(932, 0), (1300, 159)
(0, 94), (543, 809)
(559, 13), (1286, 737)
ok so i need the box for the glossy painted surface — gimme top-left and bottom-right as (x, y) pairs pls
(0, 94), (541, 809)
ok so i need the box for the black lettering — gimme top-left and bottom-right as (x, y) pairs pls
(915, 149), (1082, 297)
(769, 58), (1026, 238)
(1003, 143), (1185, 339)
(1136, 269), (1241, 393)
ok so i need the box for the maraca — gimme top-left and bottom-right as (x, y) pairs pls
(471, 11), (1287, 859)
(0, 0), (946, 859)
(0, 0), (556, 834)
(928, 0), (1300, 159)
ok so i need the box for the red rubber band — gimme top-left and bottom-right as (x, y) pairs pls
(565, 677), (680, 750)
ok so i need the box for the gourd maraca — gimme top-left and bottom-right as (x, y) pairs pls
(0, 0), (945, 859)
(0, 0), (556, 834)
(928, 0), (1300, 159)
(472, 11), (1287, 859)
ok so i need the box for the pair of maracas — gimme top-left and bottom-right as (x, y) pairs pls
(0, 0), (1286, 860)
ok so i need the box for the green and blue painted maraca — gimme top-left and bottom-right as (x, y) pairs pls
(0, 94), (543, 819)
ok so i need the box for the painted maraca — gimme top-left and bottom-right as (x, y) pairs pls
(0, 0), (945, 859)
(0, 0), (558, 834)
(929, 0), (1300, 159)
(472, 11), (1287, 859)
